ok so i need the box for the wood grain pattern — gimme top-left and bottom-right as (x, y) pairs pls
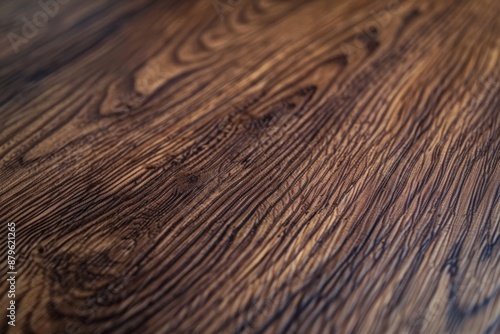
(1, 0), (499, 333)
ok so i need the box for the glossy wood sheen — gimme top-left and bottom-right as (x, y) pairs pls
(0, 0), (499, 333)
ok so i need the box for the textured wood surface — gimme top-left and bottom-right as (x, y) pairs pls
(1, 0), (499, 333)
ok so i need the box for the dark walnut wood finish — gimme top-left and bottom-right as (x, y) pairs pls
(0, 0), (499, 333)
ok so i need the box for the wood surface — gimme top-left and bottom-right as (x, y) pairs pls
(1, 0), (499, 333)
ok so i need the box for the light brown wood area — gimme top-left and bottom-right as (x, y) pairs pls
(0, 0), (499, 333)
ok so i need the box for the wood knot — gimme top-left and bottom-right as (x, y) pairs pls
(328, 54), (348, 66)
(404, 8), (421, 25)
(187, 174), (199, 183)
(37, 245), (45, 255)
